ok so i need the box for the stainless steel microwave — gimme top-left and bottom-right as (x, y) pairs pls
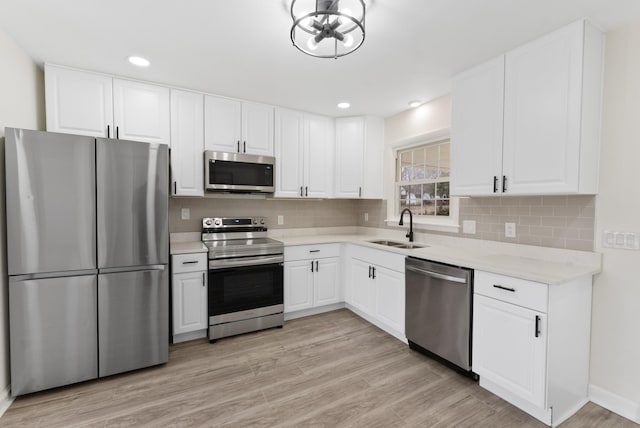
(204, 151), (275, 193)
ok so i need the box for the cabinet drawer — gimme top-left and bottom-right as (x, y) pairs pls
(474, 271), (548, 313)
(285, 243), (341, 262)
(172, 253), (207, 274)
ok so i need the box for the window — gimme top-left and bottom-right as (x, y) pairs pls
(396, 140), (450, 217)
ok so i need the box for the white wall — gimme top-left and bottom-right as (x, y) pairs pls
(0, 27), (45, 408)
(382, 96), (452, 216)
(590, 21), (640, 418)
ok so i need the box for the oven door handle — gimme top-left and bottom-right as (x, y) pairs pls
(208, 255), (284, 270)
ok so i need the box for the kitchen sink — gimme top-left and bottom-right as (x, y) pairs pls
(368, 240), (426, 250)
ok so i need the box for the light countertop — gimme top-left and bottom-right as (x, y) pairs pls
(272, 231), (601, 285)
(169, 228), (601, 285)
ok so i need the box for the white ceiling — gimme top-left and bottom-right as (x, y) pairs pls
(1, 0), (640, 118)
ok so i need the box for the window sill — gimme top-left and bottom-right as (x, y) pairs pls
(385, 217), (460, 234)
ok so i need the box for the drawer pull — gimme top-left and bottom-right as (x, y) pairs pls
(311, 261), (314, 273)
(182, 261), (199, 265)
(309, 250), (320, 253)
(493, 284), (516, 292)
(535, 315), (541, 337)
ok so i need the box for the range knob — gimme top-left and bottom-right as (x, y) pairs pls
(260, 219), (265, 225)
(252, 219), (258, 225)
(213, 219), (221, 226)
(204, 218), (213, 227)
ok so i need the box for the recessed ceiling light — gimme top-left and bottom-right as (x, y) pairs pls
(409, 100), (421, 108)
(128, 56), (150, 67)
(337, 102), (351, 109)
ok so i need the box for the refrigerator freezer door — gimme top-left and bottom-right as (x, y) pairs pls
(9, 275), (98, 396)
(98, 267), (169, 377)
(96, 139), (169, 269)
(5, 128), (96, 276)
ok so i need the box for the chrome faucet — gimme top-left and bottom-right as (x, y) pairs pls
(399, 208), (414, 242)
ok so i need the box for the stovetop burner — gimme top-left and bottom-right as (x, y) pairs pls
(201, 217), (283, 260)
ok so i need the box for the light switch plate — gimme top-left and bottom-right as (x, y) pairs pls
(180, 207), (190, 220)
(364, 213), (369, 222)
(505, 222), (516, 238)
(277, 215), (284, 225)
(462, 220), (476, 234)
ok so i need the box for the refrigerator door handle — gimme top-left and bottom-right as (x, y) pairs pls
(99, 265), (166, 274)
(10, 269), (99, 282)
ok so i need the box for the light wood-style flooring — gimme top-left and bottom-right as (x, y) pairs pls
(1, 309), (636, 427)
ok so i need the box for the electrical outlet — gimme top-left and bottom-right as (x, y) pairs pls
(462, 220), (476, 234)
(180, 207), (190, 220)
(277, 215), (284, 225)
(505, 222), (516, 238)
(364, 212), (369, 222)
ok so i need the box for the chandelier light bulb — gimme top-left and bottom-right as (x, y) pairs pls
(343, 34), (354, 48)
(307, 36), (319, 51)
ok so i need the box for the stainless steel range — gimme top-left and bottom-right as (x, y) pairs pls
(202, 217), (284, 342)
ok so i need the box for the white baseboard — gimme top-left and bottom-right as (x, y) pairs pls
(589, 384), (640, 424)
(0, 384), (14, 418)
(284, 303), (345, 321)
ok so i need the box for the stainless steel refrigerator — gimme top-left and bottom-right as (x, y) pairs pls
(6, 128), (169, 396)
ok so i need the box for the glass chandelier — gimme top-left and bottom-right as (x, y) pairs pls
(290, 0), (366, 59)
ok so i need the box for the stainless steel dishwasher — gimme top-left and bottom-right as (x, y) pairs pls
(405, 257), (474, 376)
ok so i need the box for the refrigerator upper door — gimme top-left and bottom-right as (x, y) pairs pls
(9, 274), (98, 396)
(98, 267), (169, 377)
(96, 139), (169, 268)
(5, 128), (96, 276)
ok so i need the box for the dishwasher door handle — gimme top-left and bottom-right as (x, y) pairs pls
(406, 265), (467, 284)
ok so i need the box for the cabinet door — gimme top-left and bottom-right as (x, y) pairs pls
(314, 257), (341, 306)
(362, 117), (384, 199)
(348, 258), (374, 315)
(284, 260), (314, 312)
(204, 95), (242, 152)
(502, 21), (583, 194)
(473, 294), (547, 407)
(172, 271), (208, 335)
(305, 114), (334, 198)
(374, 266), (405, 335)
(450, 56), (505, 196)
(170, 89), (204, 196)
(334, 117), (365, 198)
(45, 65), (113, 138)
(275, 108), (304, 197)
(113, 79), (170, 145)
(242, 101), (274, 156)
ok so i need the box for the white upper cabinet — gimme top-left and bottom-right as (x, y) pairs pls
(170, 89), (204, 197)
(45, 65), (171, 145)
(275, 108), (334, 198)
(45, 64), (114, 138)
(275, 108), (305, 197)
(451, 20), (603, 196)
(203, 95), (242, 152)
(113, 79), (171, 145)
(334, 116), (383, 199)
(204, 95), (274, 156)
(450, 56), (505, 196)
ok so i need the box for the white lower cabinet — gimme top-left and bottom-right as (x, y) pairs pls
(171, 253), (208, 343)
(346, 245), (405, 340)
(284, 244), (341, 316)
(472, 270), (592, 427)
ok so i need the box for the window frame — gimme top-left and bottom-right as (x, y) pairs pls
(384, 129), (460, 233)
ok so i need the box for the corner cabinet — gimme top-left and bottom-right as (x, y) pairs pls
(472, 271), (592, 426)
(451, 20), (603, 196)
(345, 245), (405, 340)
(334, 116), (384, 199)
(204, 95), (274, 156)
(170, 89), (204, 196)
(45, 64), (171, 145)
(284, 244), (341, 317)
(171, 253), (208, 343)
(275, 108), (334, 198)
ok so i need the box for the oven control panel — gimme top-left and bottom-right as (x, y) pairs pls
(203, 217), (266, 229)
